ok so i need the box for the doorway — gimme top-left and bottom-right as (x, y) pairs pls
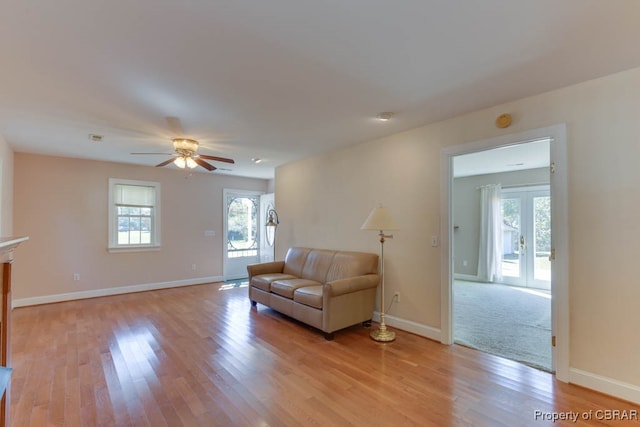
(223, 190), (262, 280)
(452, 141), (552, 371)
(440, 124), (569, 381)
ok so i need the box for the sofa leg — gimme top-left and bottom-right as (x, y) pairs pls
(250, 300), (257, 307)
(362, 320), (372, 328)
(324, 332), (334, 341)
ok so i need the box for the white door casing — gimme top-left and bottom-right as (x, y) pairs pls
(440, 124), (568, 382)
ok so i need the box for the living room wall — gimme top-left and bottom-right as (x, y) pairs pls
(275, 66), (640, 400)
(0, 135), (13, 236)
(13, 153), (268, 303)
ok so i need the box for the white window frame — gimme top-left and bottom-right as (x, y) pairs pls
(108, 178), (161, 252)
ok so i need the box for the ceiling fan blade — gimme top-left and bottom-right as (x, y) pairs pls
(131, 152), (173, 155)
(198, 154), (235, 164)
(194, 157), (216, 171)
(155, 158), (177, 167)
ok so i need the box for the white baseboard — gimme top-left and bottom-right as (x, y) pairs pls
(569, 368), (640, 404)
(454, 273), (479, 281)
(12, 276), (225, 308)
(372, 311), (441, 342)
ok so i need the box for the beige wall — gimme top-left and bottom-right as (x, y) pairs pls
(0, 135), (14, 236)
(13, 153), (268, 301)
(276, 66), (640, 392)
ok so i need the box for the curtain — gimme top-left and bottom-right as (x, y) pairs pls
(477, 184), (503, 282)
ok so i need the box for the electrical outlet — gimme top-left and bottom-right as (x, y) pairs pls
(191, 264), (197, 271)
(431, 235), (439, 247)
(394, 291), (400, 303)
(73, 273), (80, 281)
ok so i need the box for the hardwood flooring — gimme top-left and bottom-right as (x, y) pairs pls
(9, 282), (640, 426)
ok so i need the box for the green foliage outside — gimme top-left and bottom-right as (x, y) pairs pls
(502, 196), (551, 254)
(227, 197), (258, 249)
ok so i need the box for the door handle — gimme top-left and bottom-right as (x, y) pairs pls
(520, 235), (526, 254)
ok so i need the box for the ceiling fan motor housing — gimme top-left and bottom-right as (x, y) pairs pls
(172, 138), (199, 156)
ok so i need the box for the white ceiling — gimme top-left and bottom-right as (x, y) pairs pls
(2, 1), (640, 179)
(453, 138), (550, 178)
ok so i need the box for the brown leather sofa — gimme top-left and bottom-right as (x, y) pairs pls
(247, 247), (380, 339)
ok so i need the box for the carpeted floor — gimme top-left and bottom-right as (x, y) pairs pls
(453, 280), (552, 371)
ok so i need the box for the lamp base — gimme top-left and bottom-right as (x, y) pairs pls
(370, 327), (396, 342)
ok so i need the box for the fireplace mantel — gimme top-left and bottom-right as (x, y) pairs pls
(0, 236), (27, 427)
(0, 237), (28, 261)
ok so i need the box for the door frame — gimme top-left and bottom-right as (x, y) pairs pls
(440, 124), (569, 382)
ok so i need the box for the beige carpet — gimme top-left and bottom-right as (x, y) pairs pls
(453, 280), (552, 371)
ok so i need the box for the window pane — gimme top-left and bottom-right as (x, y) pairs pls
(501, 198), (521, 278)
(533, 196), (551, 281)
(110, 179), (159, 249)
(227, 197), (258, 253)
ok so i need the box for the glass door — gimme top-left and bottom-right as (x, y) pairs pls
(223, 190), (262, 279)
(501, 186), (551, 290)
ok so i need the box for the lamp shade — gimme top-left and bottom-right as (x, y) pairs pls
(361, 205), (398, 231)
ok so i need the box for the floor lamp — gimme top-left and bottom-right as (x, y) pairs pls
(361, 205), (398, 342)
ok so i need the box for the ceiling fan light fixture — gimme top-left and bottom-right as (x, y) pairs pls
(186, 157), (198, 169)
(173, 156), (187, 168)
(172, 138), (199, 152)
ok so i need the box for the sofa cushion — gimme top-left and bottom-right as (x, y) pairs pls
(325, 251), (378, 282)
(282, 247), (311, 277)
(271, 278), (321, 299)
(293, 285), (323, 309)
(251, 273), (297, 292)
(301, 250), (335, 283)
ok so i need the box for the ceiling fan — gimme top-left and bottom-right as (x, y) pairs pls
(131, 137), (235, 171)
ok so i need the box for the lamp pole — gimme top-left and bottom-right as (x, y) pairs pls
(370, 230), (396, 342)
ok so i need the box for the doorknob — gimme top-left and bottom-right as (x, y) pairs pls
(520, 235), (526, 254)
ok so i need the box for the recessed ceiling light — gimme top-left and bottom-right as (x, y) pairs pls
(88, 134), (103, 142)
(376, 112), (394, 121)
(251, 158), (263, 164)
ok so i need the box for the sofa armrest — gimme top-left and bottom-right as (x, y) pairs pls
(324, 274), (379, 297)
(247, 261), (285, 279)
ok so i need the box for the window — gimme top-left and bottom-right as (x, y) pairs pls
(108, 178), (160, 251)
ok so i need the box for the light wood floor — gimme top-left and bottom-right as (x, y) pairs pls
(9, 282), (640, 426)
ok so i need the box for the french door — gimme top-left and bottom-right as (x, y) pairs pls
(500, 186), (551, 290)
(223, 190), (262, 279)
